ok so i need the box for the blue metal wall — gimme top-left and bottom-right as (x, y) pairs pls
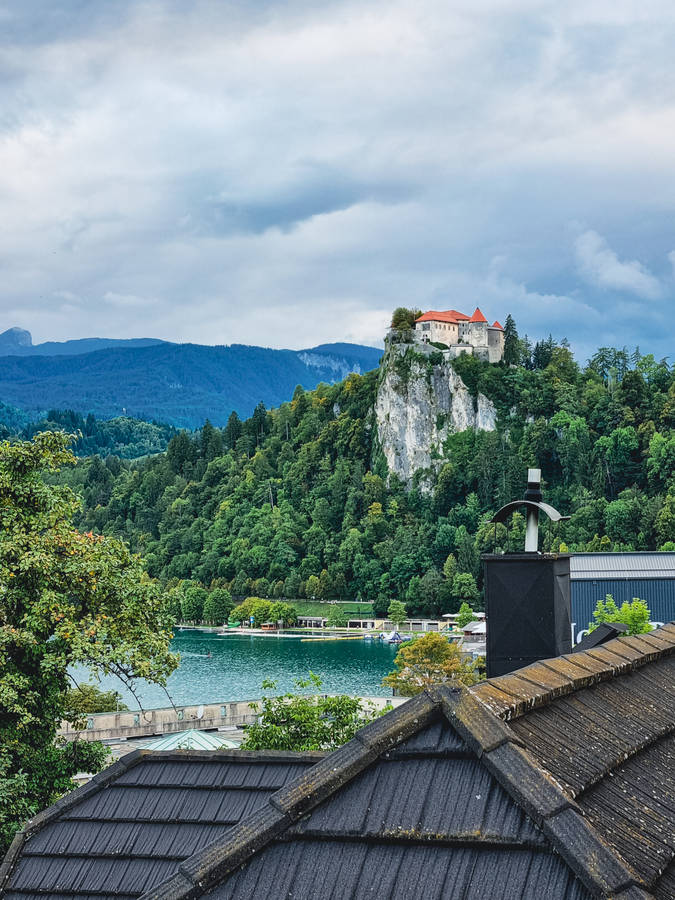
(571, 578), (675, 640)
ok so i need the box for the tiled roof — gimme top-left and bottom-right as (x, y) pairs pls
(491, 320), (503, 329)
(414, 310), (470, 324)
(469, 307), (488, 323)
(0, 751), (321, 899)
(130, 624), (675, 900)
(4, 625), (675, 900)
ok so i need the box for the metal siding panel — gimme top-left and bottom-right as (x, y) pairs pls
(570, 553), (675, 578)
(571, 579), (675, 633)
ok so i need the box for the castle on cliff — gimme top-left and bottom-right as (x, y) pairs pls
(414, 307), (504, 363)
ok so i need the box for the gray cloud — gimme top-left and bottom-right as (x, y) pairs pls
(0, 0), (674, 362)
(574, 230), (663, 299)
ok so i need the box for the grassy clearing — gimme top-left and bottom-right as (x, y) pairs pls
(291, 600), (375, 618)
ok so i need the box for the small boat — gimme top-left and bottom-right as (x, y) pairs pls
(381, 630), (404, 644)
(363, 633), (374, 641)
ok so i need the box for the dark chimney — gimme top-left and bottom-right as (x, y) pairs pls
(483, 469), (571, 677)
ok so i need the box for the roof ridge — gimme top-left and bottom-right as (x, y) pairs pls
(137, 692), (442, 900)
(435, 685), (650, 899)
(470, 624), (675, 720)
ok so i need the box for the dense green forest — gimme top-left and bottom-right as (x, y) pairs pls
(0, 341), (381, 427)
(0, 406), (176, 458)
(59, 332), (674, 620)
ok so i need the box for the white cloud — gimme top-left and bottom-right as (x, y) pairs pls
(574, 230), (663, 299)
(0, 0), (673, 360)
(668, 250), (675, 277)
(103, 292), (159, 308)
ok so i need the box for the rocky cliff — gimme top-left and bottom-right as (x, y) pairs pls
(375, 345), (497, 488)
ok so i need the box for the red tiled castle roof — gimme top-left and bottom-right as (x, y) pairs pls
(415, 309), (470, 325)
(415, 307), (492, 326)
(491, 320), (503, 330)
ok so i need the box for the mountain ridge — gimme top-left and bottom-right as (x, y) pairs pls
(0, 333), (382, 428)
(0, 327), (165, 356)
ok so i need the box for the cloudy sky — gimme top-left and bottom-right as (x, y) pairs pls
(1, 0), (674, 361)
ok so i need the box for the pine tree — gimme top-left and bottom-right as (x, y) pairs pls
(503, 314), (520, 366)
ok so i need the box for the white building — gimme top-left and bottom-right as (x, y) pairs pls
(414, 307), (504, 363)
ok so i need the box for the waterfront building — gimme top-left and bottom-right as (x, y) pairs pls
(4, 624), (675, 898)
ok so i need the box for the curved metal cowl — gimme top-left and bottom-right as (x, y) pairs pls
(490, 499), (570, 524)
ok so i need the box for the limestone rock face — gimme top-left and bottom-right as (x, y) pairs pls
(374, 346), (497, 488)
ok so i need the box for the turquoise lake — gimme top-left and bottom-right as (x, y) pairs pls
(89, 631), (400, 709)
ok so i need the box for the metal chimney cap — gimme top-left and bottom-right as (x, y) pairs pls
(490, 499), (570, 524)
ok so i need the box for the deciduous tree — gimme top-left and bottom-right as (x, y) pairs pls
(387, 599), (408, 628)
(588, 594), (652, 635)
(456, 601), (477, 629)
(0, 433), (177, 853)
(382, 633), (482, 696)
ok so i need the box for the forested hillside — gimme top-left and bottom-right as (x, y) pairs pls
(0, 406), (176, 458)
(0, 341), (382, 427)
(66, 338), (675, 618)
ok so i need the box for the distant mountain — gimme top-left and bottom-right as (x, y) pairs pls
(0, 327), (165, 356)
(0, 336), (382, 428)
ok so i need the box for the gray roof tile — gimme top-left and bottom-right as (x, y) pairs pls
(207, 840), (592, 900)
(2, 754), (317, 898)
(7, 625), (675, 900)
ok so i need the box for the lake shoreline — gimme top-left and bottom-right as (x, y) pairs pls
(80, 631), (400, 709)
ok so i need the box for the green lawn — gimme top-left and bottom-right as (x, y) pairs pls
(291, 600), (375, 618)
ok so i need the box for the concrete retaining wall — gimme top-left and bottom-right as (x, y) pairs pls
(59, 695), (400, 743)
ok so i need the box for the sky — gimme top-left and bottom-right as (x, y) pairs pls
(1, 0), (674, 362)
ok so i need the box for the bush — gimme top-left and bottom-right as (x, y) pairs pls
(64, 684), (128, 722)
(241, 674), (386, 751)
(588, 594), (652, 635)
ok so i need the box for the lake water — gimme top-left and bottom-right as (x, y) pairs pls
(88, 631), (400, 709)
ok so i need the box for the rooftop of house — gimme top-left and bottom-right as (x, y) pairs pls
(468, 307), (487, 324)
(414, 307), (501, 328)
(3, 624), (675, 900)
(415, 309), (470, 324)
(0, 751), (322, 899)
